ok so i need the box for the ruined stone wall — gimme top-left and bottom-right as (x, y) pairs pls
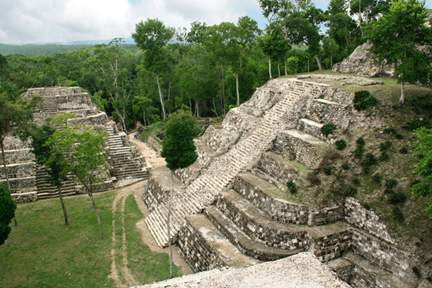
(177, 220), (227, 272)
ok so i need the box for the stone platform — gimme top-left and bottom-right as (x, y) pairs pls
(134, 252), (350, 288)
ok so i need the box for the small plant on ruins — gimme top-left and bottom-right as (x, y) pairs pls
(353, 90), (378, 111)
(0, 183), (16, 246)
(361, 153), (378, 175)
(321, 122), (337, 137)
(287, 180), (297, 194)
(335, 139), (347, 151)
(47, 125), (107, 239)
(323, 165), (334, 176)
(307, 172), (321, 186)
(388, 192), (408, 205)
(341, 162), (351, 171)
(372, 173), (382, 186)
(411, 128), (432, 218)
(384, 128), (404, 140)
(392, 207), (405, 223)
(354, 137), (366, 159)
(385, 178), (398, 190)
(379, 141), (392, 162)
(399, 146), (409, 155)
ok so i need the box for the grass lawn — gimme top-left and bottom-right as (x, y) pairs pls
(0, 191), (179, 288)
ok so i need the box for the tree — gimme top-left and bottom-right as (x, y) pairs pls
(322, 37), (340, 68)
(132, 95), (158, 126)
(412, 128), (432, 218)
(161, 111), (199, 277)
(133, 19), (175, 120)
(365, 0), (432, 104)
(30, 114), (75, 226)
(0, 183), (16, 246)
(47, 126), (107, 239)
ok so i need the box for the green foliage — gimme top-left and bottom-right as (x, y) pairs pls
(286, 56), (300, 74)
(361, 153), (378, 174)
(388, 192), (408, 205)
(161, 112), (200, 170)
(385, 179), (399, 190)
(383, 128), (404, 139)
(0, 184), (16, 246)
(335, 139), (347, 151)
(354, 137), (366, 159)
(353, 91), (378, 111)
(365, 0), (432, 103)
(372, 173), (382, 185)
(392, 207), (405, 223)
(412, 128), (432, 218)
(287, 180), (298, 194)
(321, 122), (337, 137)
(341, 162), (351, 170)
(323, 165), (334, 176)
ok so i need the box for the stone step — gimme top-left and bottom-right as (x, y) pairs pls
(273, 129), (329, 169)
(298, 118), (326, 140)
(180, 214), (258, 269)
(217, 189), (351, 262)
(206, 206), (304, 261)
(307, 99), (351, 131)
(233, 172), (310, 225)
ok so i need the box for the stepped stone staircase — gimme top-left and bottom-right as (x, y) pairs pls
(143, 75), (422, 288)
(3, 87), (148, 202)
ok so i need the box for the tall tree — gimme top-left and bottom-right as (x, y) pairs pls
(47, 126), (107, 239)
(133, 19), (175, 120)
(0, 183), (16, 246)
(365, 0), (432, 104)
(161, 111), (199, 277)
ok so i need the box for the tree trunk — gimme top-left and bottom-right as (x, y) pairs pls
(156, 76), (166, 121)
(315, 56), (323, 71)
(268, 57), (272, 79)
(277, 63), (281, 77)
(307, 59), (310, 72)
(88, 185), (104, 240)
(212, 98), (219, 117)
(330, 56), (333, 68)
(142, 109), (147, 127)
(284, 62), (288, 76)
(195, 101), (200, 118)
(57, 183), (69, 226)
(167, 81), (172, 113)
(235, 73), (240, 107)
(400, 80), (405, 105)
(221, 66), (226, 116)
(189, 98), (192, 113)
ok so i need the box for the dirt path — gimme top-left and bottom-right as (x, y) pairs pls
(111, 182), (143, 288)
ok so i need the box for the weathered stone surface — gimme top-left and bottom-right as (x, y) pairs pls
(333, 43), (394, 77)
(134, 252), (351, 288)
(12, 192), (38, 203)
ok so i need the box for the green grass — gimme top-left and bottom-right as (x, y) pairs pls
(0, 192), (114, 288)
(0, 192), (180, 288)
(124, 195), (180, 283)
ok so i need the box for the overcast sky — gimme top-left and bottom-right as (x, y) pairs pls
(0, 0), (431, 44)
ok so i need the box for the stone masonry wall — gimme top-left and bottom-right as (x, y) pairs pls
(177, 220), (227, 272)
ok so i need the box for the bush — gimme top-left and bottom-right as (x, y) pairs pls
(385, 179), (398, 190)
(321, 123), (337, 137)
(354, 137), (366, 159)
(392, 207), (405, 223)
(352, 177), (361, 187)
(353, 90), (379, 111)
(361, 153), (378, 174)
(335, 139), (347, 151)
(372, 173), (382, 185)
(287, 181), (298, 194)
(379, 151), (390, 162)
(0, 184), (16, 246)
(323, 165), (334, 176)
(383, 128), (404, 139)
(342, 162), (351, 170)
(388, 192), (408, 205)
(380, 141), (392, 152)
(399, 147), (409, 154)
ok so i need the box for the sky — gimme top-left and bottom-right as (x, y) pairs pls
(0, 0), (430, 44)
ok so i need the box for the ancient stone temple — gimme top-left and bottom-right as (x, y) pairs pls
(0, 87), (148, 202)
(142, 74), (430, 288)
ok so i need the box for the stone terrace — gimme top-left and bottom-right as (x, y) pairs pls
(142, 75), (424, 288)
(1, 87), (148, 202)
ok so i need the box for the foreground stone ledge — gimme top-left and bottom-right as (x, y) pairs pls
(133, 252), (350, 288)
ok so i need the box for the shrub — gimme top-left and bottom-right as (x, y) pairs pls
(400, 147), (409, 154)
(342, 162), (351, 170)
(354, 137), (366, 159)
(0, 184), (16, 246)
(353, 90), (379, 111)
(287, 181), (298, 194)
(388, 192), (408, 205)
(380, 141), (392, 152)
(383, 128), (404, 139)
(379, 151), (390, 162)
(372, 173), (382, 185)
(352, 177), (361, 187)
(323, 165), (334, 176)
(335, 139), (347, 151)
(361, 153), (378, 174)
(363, 202), (372, 210)
(385, 179), (398, 190)
(392, 207), (405, 223)
(321, 123), (337, 137)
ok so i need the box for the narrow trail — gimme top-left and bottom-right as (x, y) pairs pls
(111, 182), (143, 288)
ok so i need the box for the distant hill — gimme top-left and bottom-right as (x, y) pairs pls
(0, 37), (136, 56)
